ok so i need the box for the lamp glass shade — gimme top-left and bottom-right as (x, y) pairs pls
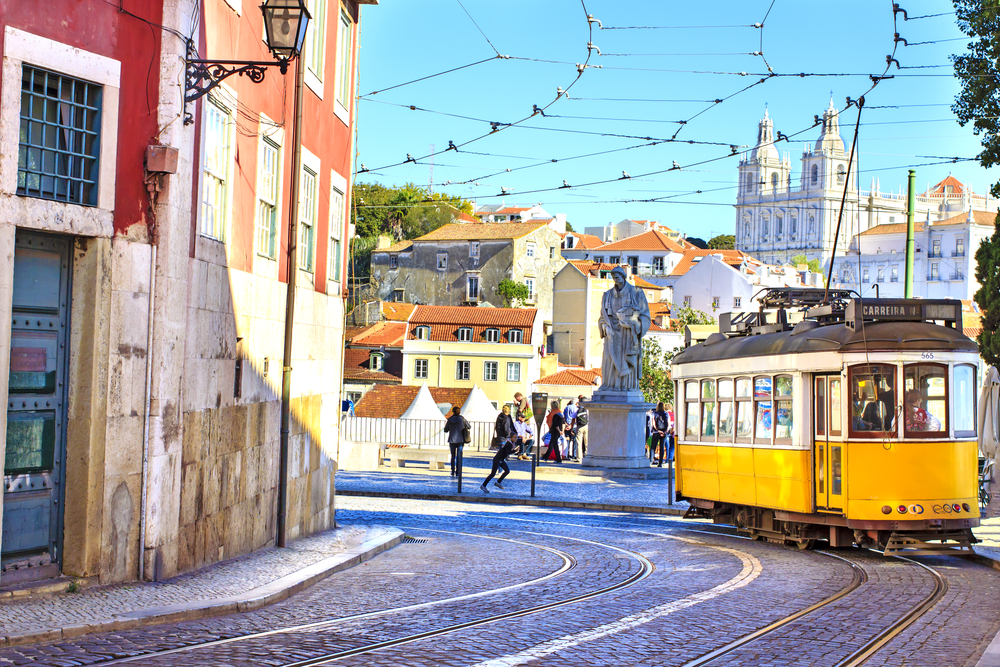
(261, 0), (312, 61)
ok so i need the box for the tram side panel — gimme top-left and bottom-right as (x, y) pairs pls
(716, 445), (756, 507)
(753, 447), (812, 514)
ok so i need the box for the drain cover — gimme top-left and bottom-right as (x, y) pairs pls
(401, 536), (430, 544)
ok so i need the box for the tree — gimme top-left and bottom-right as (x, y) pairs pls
(494, 279), (530, 307)
(640, 337), (679, 406)
(708, 234), (735, 250)
(668, 306), (716, 332)
(953, 2), (1000, 363)
(400, 202), (454, 239)
(975, 222), (1000, 366)
(791, 254), (822, 273)
(686, 237), (708, 249)
(565, 221), (575, 232)
(428, 191), (474, 215)
(351, 183), (396, 238)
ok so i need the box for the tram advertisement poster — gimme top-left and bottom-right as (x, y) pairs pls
(754, 377), (771, 399)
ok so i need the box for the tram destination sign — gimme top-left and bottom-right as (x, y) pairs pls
(845, 299), (959, 330)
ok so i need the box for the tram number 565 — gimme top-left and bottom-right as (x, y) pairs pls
(920, 352), (935, 360)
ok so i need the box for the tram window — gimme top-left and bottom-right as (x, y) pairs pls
(830, 378), (842, 437)
(774, 375), (793, 441)
(685, 381), (699, 402)
(831, 446), (843, 495)
(685, 401), (699, 439)
(719, 379), (733, 400)
(736, 378), (752, 399)
(737, 402), (753, 438)
(816, 378), (826, 436)
(754, 377), (772, 399)
(849, 364), (897, 436)
(903, 364), (947, 436)
(718, 379), (734, 439)
(754, 376), (773, 443)
(954, 364), (977, 437)
(775, 376), (793, 398)
(702, 401), (716, 438)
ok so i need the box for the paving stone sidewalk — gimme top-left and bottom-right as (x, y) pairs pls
(0, 524), (401, 647)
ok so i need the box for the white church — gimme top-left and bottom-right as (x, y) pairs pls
(734, 101), (998, 270)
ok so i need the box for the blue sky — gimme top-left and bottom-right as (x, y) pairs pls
(353, 1), (993, 240)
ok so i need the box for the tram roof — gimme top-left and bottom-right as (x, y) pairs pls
(671, 320), (977, 366)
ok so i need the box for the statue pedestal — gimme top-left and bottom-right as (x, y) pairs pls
(581, 390), (653, 469)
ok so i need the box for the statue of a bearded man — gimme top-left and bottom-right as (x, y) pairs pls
(598, 267), (651, 392)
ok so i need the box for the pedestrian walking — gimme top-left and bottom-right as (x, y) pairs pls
(482, 430), (517, 492)
(513, 392), (533, 423)
(494, 404), (516, 450)
(649, 402), (669, 467)
(563, 399), (579, 461)
(542, 399), (565, 464)
(575, 395), (589, 459)
(443, 406), (470, 477)
(514, 413), (535, 460)
(665, 403), (676, 462)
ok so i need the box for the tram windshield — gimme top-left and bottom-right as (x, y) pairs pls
(850, 365), (896, 433)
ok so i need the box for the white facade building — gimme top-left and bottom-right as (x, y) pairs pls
(736, 103), (998, 268)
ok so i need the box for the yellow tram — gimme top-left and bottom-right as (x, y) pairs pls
(672, 289), (980, 554)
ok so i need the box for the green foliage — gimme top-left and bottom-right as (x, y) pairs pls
(952, 1), (1000, 195)
(791, 254), (822, 273)
(975, 221), (1000, 365)
(668, 306), (716, 331)
(351, 181), (474, 240)
(686, 237), (708, 249)
(401, 202), (455, 239)
(495, 279), (530, 307)
(707, 234), (735, 250)
(428, 191), (473, 215)
(640, 337), (678, 406)
(565, 221), (575, 232)
(351, 183), (395, 239)
(349, 235), (378, 280)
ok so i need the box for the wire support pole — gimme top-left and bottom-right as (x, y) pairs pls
(278, 54), (306, 549)
(824, 96), (865, 301)
(905, 169), (916, 297)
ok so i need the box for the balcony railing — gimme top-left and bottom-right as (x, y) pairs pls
(952, 250), (966, 258)
(950, 272), (965, 281)
(927, 274), (941, 282)
(889, 276), (898, 283)
(928, 251), (943, 258)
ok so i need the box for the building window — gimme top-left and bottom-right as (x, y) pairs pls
(507, 362), (521, 383)
(593, 255), (604, 264)
(877, 268), (884, 283)
(862, 268), (869, 283)
(201, 97), (234, 240)
(469, 241), (480, 258)
(549, 246), (556, 260)
(298, 167), (317, 271)
(335, 9), (354, 109)
(389, 254), (398, 269)
(526, 242), (536, 258)
(837, 164), (846, 184)
(775, 216), (783, 238)
(437, 252), (448, 270)
(393, 288), (405, 302)
(627, 256), (639, 274)
(733, 297), (742, 308)
(484, 361), (498, 382)
(330, 186), (344, 283)
(652, 256), (665, 273)
(683, 295), (691, 308)
(789, 216), (797, 237)
(484, 328), (499, 343)
(890, 267), (898, 282)
(256, 137), (280, 258)
(771, 172), (779, 190)
(458, 327), (473, 342)
(931, 263), (939, 281)
(17, 66), (103, 206)
(956, 238), (965, 256)
(525, 278), (535, 301)
(931, 239), (942, 258)
(467, 274), (480, 301)
(306, 0), (327, 82)
(415, 325), (430, 340)
(456, 360), (470, 381)
(811, 164), (819, 185)
(508, 329), (523, 343)
(712, 296), (720, 309)
(414, 358), (428, 379)
(369, 352), (383, 371)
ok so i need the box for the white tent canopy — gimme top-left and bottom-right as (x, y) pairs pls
(400, 383), (447, 422)
(460, 384), (499, 422)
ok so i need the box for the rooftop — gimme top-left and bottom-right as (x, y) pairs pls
(596, 229), (685, 253)
(353, 385), (473, 419)
(416, 221), (548, 242)
(410, 304), (537, 327)
(343, 349), (403, 384)
(381, 301), (416, 322)
(567, 260), (625, 277)
(535, 368), (602, 387)
(564, 232), (604, 250)
(670, 249), (757, 276)
(859, 209), (997, 236)
(348, 321), (408, 348)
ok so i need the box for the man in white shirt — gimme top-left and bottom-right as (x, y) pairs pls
(563, 399), (579, 461)
(515, 414), (535, 460)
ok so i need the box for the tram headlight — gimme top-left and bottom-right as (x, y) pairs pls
(963, 503), (971, 512)
(953, 503), (963, 513)
(897, 505), (908, 514)
(881, 505), (892, 514)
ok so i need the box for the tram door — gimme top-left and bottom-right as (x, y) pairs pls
(814, 375), (844, 511)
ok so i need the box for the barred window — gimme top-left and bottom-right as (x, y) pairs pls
(18, 66), (102, 206)
(256, 138), (280, 258)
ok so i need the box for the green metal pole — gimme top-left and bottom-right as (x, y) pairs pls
(904, 169), (916, 298)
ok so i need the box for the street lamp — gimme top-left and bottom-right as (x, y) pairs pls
(183, 0), (311, 123)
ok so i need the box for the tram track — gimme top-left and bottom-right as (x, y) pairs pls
(92, 528), (652, 666)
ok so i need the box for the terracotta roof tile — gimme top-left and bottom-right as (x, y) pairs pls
(964, 327), (982, 339)
(343, 349), (403, 384)
(349, 321), (408, 348)
(535, 368), (602, 386)
(567, 260), (625, 277)
(596, 229), (685, 253)
(860, 210), (997, 236)
(926, 175), (966, 195)
(381, 302), (416, 321)
(649, 302), (672, 318)
(493, 206), (531, 216)
(670, 250), (756, 276)
(564, 232), (604, 250)
(416, 222), (547, 241)
(632, 276), (664, 289)
(353, 385), (472, 419)
(455, 210), (479, 223)
(410, 305), (537, 327)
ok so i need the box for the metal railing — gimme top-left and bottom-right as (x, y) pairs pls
(950, 272), (965, 281)
(952, 250), (966, 258)
(341, 416), (498, 452)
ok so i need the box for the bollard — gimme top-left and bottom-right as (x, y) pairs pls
(457, 446), (463, 494)
(668, 458), (674, 506)
(531, 392), (548, 498)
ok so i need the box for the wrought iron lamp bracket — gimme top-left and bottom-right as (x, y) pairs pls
(183, 50), (289, 124)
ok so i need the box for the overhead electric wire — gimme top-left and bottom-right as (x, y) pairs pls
(455, 0), (500, 56)
(360, 56), (502, 97)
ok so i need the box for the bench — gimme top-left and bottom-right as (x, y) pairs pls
(385, 447), (450, 470)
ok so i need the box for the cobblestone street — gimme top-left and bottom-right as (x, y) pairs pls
(2, 497), (999, 666)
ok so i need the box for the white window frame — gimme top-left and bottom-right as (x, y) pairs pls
(549, 246), (555, 260)
(0, 27), (121, 234)
(526, 242), (536, 258)
(506, 362), (521, 383)
(467, 273), (480, 301)
(414, 358), (428, 379)
(469, 241), (480, 258)
(305, 0), (327, 98)
(712, 296), (720, 309)
(456, 360), (471, 381)
(298, 167), (318, 273)
(415, 325), (430, 340)
(683, 295), (691, 308)
(733, 297), (742, 308)
(200, 93), (237, 242)
(437, 252), (448, 270)
(525, 277), (536, 302)
(458, 327), (473, 342)
(328, 169), (347, 291)
(484, 361), (499, 382)
(484, 328), (499, 343)
(334, 8), (353, 122)
(652, 256), (665, 273)
(389, 254), (398, 270)
(255, 115), (283, 260)
(369, 352), (383, 371)
(508, 329), (523, 344)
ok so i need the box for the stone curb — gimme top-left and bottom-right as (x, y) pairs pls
(967, 552), (1000, 573)
(336, 489), (687, 516)
(0, 529), (403, 648)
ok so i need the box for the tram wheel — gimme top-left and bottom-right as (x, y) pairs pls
(795, 539), (816, 550)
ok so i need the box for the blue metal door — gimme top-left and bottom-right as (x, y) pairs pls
(2, 232), (70, 582)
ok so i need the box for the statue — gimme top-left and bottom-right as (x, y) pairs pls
(598, 267), (651, 393)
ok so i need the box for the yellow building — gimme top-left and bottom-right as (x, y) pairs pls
(401, 305), (545, 408)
